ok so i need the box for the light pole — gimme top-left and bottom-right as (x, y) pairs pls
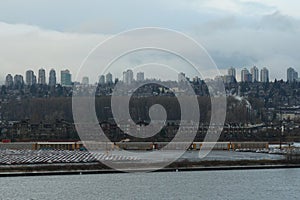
(280, 124), (284, 150)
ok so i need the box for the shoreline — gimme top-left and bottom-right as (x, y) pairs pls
(0, 159), (300, 177)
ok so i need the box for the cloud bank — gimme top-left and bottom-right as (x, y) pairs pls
(0, 0), (299, 82)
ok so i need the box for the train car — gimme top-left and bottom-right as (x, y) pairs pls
(192, 142), (230, 150)
(231, 142), (269, 150)
(78, 141), (115, 151)
(116, 142), (153, 151)
(154, 142), (193, 150)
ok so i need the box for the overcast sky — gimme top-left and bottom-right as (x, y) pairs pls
(0, 0), (300, 82)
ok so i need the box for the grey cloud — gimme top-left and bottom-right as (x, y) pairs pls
(189, 10), (300, 81)
(258, 11), (299, 31)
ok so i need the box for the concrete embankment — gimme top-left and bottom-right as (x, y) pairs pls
(0, 159), (300, 177)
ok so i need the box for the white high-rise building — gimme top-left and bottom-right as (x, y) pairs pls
(251, 66), (259, 82)
(106, 72), (113, 84)
(82, 76), (89, 85)
(26, 70), (36, 86)
(99, 75), (105, 85)
(228, 67), (236, 80)
(287, 67), (298, 82)
(122, 71), (126, 83)
(241, 68), (252, 82)
(260, 67), (269, 83)
(123, 69), (134, 85)
(136, 72), (144, 82)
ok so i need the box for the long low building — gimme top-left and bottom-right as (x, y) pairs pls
(0, 141), (269, 151)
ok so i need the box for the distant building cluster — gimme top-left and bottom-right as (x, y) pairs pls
(3, 66), (299, 89)
(224, 66), (300, 84)
(224, 66), (269, 83)
(99, 72), (114, 85)
(5, 68), (71, 88)
(96, 70), (145, 86)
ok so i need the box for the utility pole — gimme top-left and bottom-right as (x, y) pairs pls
(280, 124), (284, 150)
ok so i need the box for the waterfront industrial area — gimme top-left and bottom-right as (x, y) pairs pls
(0, 141), (298, 175)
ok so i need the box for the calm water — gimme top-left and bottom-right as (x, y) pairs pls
(0, 168), (299, 200)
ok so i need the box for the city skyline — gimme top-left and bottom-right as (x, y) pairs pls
(0, 1), (300, 84)
(0, 64), (299, 85)
(2, 66), (298, 86)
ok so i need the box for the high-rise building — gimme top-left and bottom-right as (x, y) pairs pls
(241, 68), (252, 82)
(260, 67), (269, 83)
(250, 66), (259, 82)
(287, 67), (298, 82)
(106, 73), (113, 84)
(99, 75), (105, 85)
(49, 69), (56, 86)
(26, 70), (36, 86)
(14, 74), (24, 88)
(228, 67), (236, 80)
(38, 68), (46, 85)
(82, 76), (89, 85)
(178, 72), (186, 82)
(136, 72), (145, 82)
(61, 70), (72, 87)
(123, 69), (133, 85)
(122, 71), (126, 83)
(5, 74), (13, 88)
